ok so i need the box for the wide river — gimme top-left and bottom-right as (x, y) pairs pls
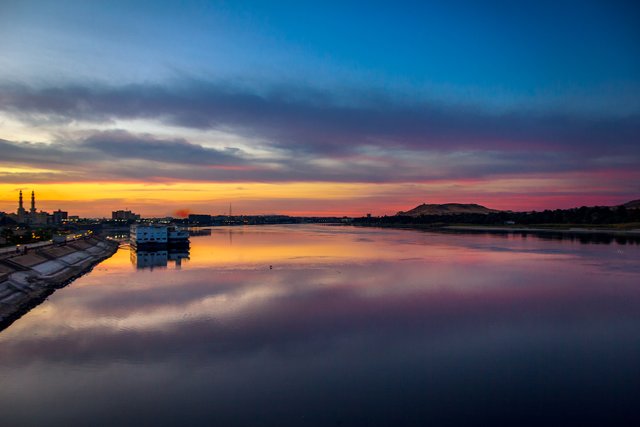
(1, 225), (639, 426)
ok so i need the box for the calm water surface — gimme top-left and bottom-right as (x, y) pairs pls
(1, 225), (639, 426)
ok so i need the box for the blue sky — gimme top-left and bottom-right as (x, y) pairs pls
(0, 1), (639, 215)
(2, 0), (638, 109)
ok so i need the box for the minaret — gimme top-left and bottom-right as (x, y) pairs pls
(17, 190), (26, 220)
(30, 190), (36, 214)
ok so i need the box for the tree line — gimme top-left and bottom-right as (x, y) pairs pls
(354, 205), (640, 226)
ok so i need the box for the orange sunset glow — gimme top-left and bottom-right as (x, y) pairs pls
(0, 173), (635, 218)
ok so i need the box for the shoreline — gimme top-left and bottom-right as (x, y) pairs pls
(0, 236), (119, 331)
(442, 225), (640, 236)
(351, 223), (640, 239)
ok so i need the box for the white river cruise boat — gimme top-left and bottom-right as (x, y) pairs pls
(130, 224), (189, 248)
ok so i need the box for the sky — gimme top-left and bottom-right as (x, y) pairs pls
(0, 0), (639, 217)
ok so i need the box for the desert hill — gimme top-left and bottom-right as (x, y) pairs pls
(397, 203), (499, 217)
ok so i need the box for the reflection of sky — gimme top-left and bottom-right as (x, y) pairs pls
(1, 225), (640, 426)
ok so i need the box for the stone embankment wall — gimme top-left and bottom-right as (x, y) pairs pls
(0, 237), (118, 329)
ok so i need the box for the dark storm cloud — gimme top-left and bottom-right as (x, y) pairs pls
(1, 81), (639, 157)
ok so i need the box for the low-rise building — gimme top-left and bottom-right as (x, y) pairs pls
(52, 210), (68, 224)
(112, 210), (141, 221)
(188, 214), (212, 225)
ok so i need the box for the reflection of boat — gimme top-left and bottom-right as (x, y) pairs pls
(130, 247), (190, 269)
(168, 226), (189, 244)
(131, 249), (168, 269)
(168, 250), (190, 267)
(187, 228), (212, 237)
(130, 224), (189, 249)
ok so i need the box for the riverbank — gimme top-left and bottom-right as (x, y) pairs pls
(0, 236), (118, 330)
(442, 225), (640, 236)
(351, 222), (640, 242)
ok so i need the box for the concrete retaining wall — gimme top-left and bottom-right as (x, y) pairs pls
(0, 237), (118, 330)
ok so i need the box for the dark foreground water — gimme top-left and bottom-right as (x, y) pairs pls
(1, 225), (639, 426)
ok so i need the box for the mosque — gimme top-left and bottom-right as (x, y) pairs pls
(10, 190), (67, 225)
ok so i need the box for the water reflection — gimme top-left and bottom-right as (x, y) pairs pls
(441, 228), (640, 245)
(1, 225), (639, 426)
(130, 247), (190, 269)
(187, 227), (212, 237)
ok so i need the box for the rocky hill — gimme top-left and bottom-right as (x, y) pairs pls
(623, 199), (640, 209)
(397, 203), (499, 217)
